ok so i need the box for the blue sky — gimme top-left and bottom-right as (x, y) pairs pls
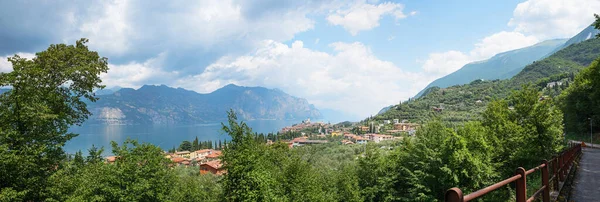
(0, 0), (599, 118)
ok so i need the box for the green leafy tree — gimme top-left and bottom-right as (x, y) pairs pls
(86, 145), (104, 164)
(594, 13), (600, 38)
(358, 143), (384, 202)
(47, 140), (175, 201)
(179, 140), (192, 151)
(0, 39), (108, 200)
(221, 110), (276, 201)
(560, 58), (600, 136)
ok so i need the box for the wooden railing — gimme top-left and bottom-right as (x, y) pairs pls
(445, 143), (582, 202)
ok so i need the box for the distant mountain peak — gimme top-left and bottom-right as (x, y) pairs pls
(223, 83), (240, 88)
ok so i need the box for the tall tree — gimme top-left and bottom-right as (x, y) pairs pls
(193, 136), (199, 151)
(594, 13), (600, 38)
(0, 39), (108, 200)
(221, 110), (276, 201)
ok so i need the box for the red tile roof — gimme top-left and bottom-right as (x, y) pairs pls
(201, 160), (222, 170)
(106, 156), (118, 162)
(206, 150), (222, 158)
(171, 157), (186, 163)
(195, 149), (211, 153)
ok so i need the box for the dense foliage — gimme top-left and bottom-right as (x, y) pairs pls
(560, 58), (600, 135)
(0, 39), (108, 201)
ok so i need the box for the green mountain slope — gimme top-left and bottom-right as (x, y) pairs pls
(414, 39), (567, 98)
(86, 84), (322, 124)
(375, 37), (600, 123)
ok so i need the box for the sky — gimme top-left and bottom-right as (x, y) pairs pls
(1, 0), (599, 119)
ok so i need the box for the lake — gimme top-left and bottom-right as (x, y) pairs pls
(65, 119), (301, 155)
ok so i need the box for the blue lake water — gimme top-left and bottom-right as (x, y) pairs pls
(65, 120), (301, 155)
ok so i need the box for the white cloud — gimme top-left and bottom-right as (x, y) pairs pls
(327, 1), (408, 35)
(421, 31), (539, 76)
(75, 0), (132, 55)
(508, 0), (600, 40)
(174, 40), (426, 117)
(0, 57), (11, 73)
(421, 0), (599, 80)
(421, 51), (470, 75)
(0, 52), (37, 73)
(100, 52), (179, 88)
(470, 31), (539, 59)
(50, 0), (330, 59)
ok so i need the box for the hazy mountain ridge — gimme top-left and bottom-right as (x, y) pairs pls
(87, 84), (322, 125)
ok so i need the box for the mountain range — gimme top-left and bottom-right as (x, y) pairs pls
(87, 84), (322, 125)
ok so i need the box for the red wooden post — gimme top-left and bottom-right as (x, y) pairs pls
(542, 160), (549, 202)
(445, 188), (463, 202)
(552, 156), (558, 191)
(515, 167), (527, 202)
(559, 153), (564, 182)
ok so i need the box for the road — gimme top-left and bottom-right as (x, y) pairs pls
(570, 146), (600, 201)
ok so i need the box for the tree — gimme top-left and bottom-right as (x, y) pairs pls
(86, 145), (104, 164)
(221, 110), (276, 201)
(46, 139), (175, 201)
(357, 143), (384, 201)
(193, 136), (199, 151)
(179, 140), (192, 151)
(560, 58), (600, 135)
(594, 13), (600, 38)
(0, 38), (108, 200)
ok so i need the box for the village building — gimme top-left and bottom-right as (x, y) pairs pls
(171, 157), (188, 166)
(291, 137), (328, 147)
(359, 126), (369, 132)
(354, 136), (369, 144)
(174, 151), (191, 158)
(331, 131), (341, 136)
(366, 134), (394, 143)
(191, 149), (212, 159)
(105, 156), (118, 164)
(200, 160), (226, 175)
(393, 123), (419, 131)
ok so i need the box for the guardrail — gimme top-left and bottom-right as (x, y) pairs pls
(445, 143), (582, 202)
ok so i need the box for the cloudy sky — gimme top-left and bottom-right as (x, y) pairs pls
(1, 0), (599, 118)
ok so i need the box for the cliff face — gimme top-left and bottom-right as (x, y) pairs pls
(86, 84), (321, 125)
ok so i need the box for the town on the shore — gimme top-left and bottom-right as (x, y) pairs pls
(104, 118), (419, 175)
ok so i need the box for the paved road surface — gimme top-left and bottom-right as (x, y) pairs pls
(571, 147), (600, 201)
